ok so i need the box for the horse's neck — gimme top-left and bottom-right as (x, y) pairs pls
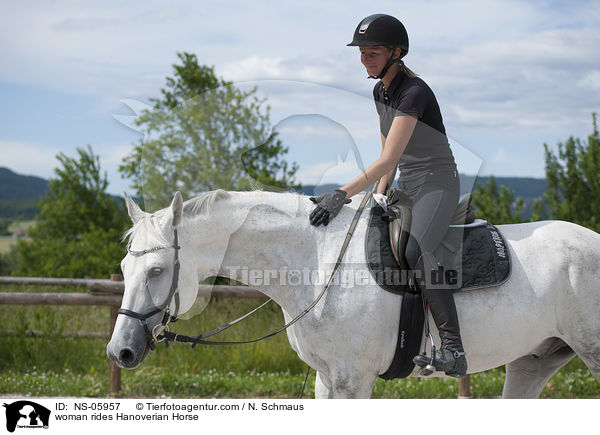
(189, 191), (318, 308)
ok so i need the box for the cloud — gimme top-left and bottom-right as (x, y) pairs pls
(274, 122), (351, 141)
(220, 55), (345, 86)
(0, 140), (61, 178)
(578, 70), (600, 92)
(420, 25), (600, 139)
(96, 141), (136, 195)
(492, 146), (509, 164)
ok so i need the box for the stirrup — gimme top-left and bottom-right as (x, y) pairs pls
(413, 347), (467, 377)
(414, 323), (437, 376)
(417, 358), (436, 376)
(413, 351), (436, 376)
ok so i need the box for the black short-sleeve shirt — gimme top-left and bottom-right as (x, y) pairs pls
(374, 72), (457, 180)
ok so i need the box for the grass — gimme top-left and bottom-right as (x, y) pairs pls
(0, 220), (35, 253)
(7, 220), (36, 233)
(0, 237), (17, 254)
(1, 283), (600, 398)
(3, 361), (598, 399)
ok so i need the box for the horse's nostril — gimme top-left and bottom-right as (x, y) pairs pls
(119, 348), (135, 364)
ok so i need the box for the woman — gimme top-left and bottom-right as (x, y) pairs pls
(309, 13), (466, 377)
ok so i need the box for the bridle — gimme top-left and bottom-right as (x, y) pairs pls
(117, 187), (375, 350)
(117, 229), (181, 350)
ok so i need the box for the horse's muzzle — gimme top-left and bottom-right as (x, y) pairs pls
(107, 315), (153, 369)
(107, 340), (151, 369)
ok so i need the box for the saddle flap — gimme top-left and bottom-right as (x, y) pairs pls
(389, 209), (411, 268)
(384, 189), (412, 267)
(385, 191), (476, 266)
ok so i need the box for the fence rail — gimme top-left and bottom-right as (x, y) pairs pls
(0, 292), (123, 306)
(0, 276), (266, 298)
(0, 275), (471, 398)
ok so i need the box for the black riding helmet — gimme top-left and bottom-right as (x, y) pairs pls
(347, 14), (409, 79)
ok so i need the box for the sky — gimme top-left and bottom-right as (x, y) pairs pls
(1, 0), (599, 196)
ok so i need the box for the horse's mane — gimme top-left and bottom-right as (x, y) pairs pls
(183, 189), (230, 217)
(123, 190), (231, 245)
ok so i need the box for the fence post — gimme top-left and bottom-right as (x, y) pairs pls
(108, 274), (123, 395)
(458, 375), (471, 398)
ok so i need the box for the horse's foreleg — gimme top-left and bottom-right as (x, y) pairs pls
(567, 340), (600, 382)
(328, 370), (377, 399)
(502, 339), (575, 399)
(315, 371), (333, 399)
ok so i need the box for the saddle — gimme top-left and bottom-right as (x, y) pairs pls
(366, 189), (510, 294)
(386, 189), (476, 272)
(366, 188), (511, 380)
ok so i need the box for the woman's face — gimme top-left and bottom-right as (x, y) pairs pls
(360, 46), (393, 77)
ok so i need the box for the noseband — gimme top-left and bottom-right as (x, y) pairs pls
(117, 229), (181, 350)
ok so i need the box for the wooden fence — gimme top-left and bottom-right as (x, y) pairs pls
(0, 275), (471, 398)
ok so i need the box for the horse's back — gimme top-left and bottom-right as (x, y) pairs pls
(497, 219), (599, 239)
(498, 219), (600, 268)
(496, 219), (600, 330)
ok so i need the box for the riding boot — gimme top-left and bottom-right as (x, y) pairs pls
(413, 288), (467, 378)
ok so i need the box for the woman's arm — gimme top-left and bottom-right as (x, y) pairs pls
(377, 132), (397, 194)
(341, 115), (417, 198)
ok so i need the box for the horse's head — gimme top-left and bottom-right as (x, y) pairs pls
(107, 191), (200, 368)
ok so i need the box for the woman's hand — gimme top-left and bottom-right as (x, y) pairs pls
(309, 189), (351, 226)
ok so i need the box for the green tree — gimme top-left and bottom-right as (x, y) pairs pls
(531, 114), (600, 231)
(119, 52), (300, 209)
(0, 218), (11, 236)
(14, 146), (129, 278)
(471, 175), (525, 224)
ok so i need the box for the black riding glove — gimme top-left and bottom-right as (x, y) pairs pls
(309, 189), (351, 227)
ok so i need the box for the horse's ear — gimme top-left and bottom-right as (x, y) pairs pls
(170, 191), (183, 228)
(124, 192), (145, 224)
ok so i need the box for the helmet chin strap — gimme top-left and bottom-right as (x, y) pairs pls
(367, 46), (400, 80)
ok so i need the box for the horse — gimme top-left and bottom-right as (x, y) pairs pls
(107, 189), (600, 398)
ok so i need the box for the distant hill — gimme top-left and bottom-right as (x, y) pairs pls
(460, 175), (546, 199)
(0, 167), (48, 200)
(0, 167), (48, 219)
(462, 175), (546, 219)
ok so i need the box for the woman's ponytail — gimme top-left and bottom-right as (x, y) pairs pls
(398, 60), (417, 79)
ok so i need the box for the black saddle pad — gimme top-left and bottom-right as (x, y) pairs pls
(365, 203), (511, 294)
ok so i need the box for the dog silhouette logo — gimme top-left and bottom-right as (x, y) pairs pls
(3, 401), (50, 432)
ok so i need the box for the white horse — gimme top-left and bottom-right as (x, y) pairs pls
(107, 190), (600, 398)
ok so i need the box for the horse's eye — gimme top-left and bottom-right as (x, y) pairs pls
(149, 267), (163, 278)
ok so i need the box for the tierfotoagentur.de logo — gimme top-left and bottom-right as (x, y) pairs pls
(3, 401), (50, 433)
